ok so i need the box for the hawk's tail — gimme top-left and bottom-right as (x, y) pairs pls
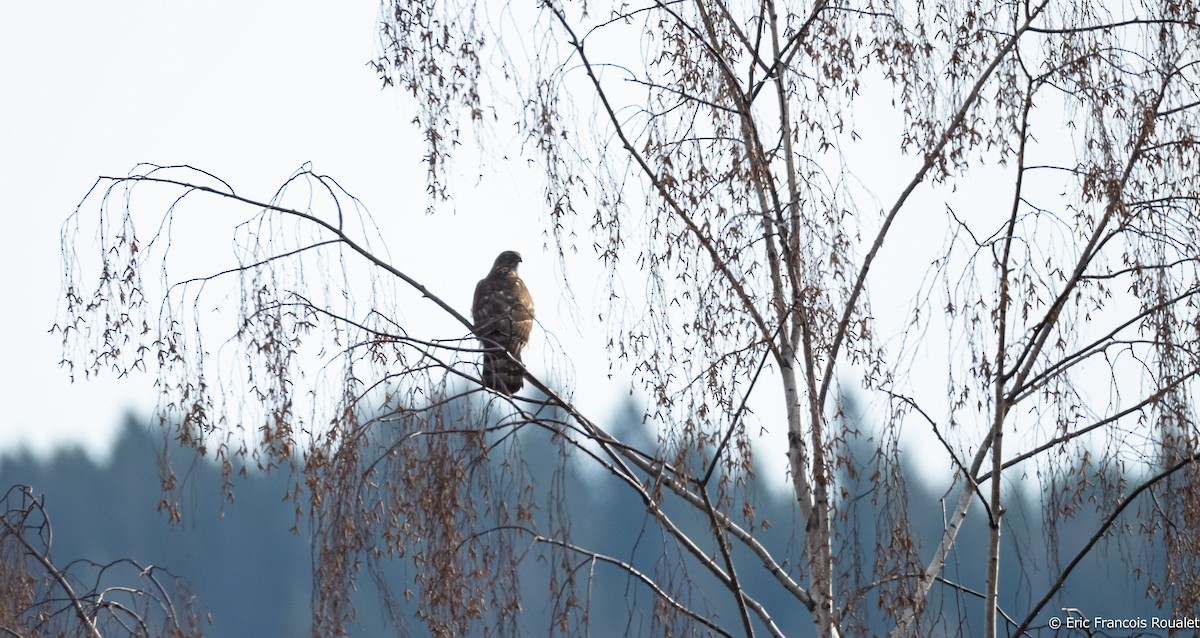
(482, 352), (524, 394)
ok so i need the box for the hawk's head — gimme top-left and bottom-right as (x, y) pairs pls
(490, 251), (523, 275)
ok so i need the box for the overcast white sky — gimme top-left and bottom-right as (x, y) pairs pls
(2, 1), (1103, 493)
(0, 0), (955, 485)
(0, 1), (636, 460)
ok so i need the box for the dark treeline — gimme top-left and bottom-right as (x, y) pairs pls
(0, 401), (1167, 636)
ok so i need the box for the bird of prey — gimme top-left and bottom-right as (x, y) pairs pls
(471, 251), (534, 394)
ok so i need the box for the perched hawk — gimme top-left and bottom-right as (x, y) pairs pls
(472, 251), (534, 394)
